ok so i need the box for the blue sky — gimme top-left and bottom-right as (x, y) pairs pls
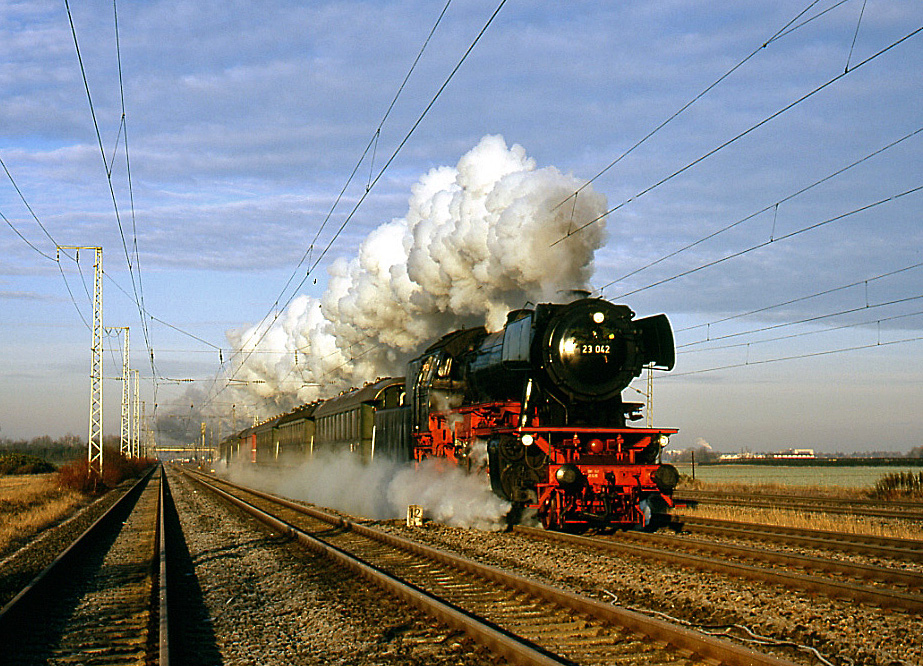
(1, 0), (920, 453)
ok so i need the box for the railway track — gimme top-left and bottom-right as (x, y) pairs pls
(0, 466), (170, 666)
(674, 490), (923, 522)
(672, 514), (923, 562)
(185, 469), (802, 666)
(515, 525), (923, 613)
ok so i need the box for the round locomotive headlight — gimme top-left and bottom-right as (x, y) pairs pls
(658, 434), (670, 447)
(521, 434), (534, 446)
(593, 311), (605, 324)
(554, 463), (583, 489)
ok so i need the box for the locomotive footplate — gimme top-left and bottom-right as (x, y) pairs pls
(469, 425), (679, 530)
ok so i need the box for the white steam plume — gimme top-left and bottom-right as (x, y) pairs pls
(227, 134), (608, 409)
(227, 450), (511, 531)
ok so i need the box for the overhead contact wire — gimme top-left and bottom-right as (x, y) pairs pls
(551, 24), (923, 247)
(208, 0), (506, 410)
(598, 126), (923, 294)
(610, 184), (923, 301)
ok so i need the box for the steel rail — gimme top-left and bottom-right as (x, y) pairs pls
(677, 489), (923, 510)
(673, 515), (923, 562)
(182, 470), (570, 666)
(187, 470), (800, 666)
(675, 492), (923, 521)
(158, 468), (170, 666)
(600, 529), (923, 588)
(514, 526), (923, 613)
(0, 466), (155, 627)
(0, 466), (164, 666)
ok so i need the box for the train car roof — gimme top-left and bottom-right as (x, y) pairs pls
(313, 377), (404, 417)
(276, 400), (321, 426)
(250, 413), (285, 435)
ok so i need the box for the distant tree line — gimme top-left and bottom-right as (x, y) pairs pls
(0, 435), (86, 465)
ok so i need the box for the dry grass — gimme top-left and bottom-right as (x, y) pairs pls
(0, 474), (85, 558)
(680, 504), (923, 541)
(677, 476), (868, 499)
(675, 474), (923, 539)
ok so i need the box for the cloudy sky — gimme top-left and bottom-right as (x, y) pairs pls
(1, 0), (920, 454)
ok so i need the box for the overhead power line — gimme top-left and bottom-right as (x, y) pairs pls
(679, 294), (923, 350)
(207, 0), (508, 411)
(556, 0), (845, 213)
(667, 335), (923, 378)
(675, 261), (923, 336)
(679, 308), (923, 355)
(64, 0), (156, 398)
(551, 24), (923, 247)
(597, 126), (923, 295)
(609, 184), (923, 301)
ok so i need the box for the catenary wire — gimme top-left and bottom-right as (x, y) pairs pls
(597, 126), (923, 294)
(556, 0), (839, 211)
(551, 24), (923, 247)
(675, 261), (923, 335)
(678, 294), (923, 350)
(608, 184), (923, 301)
(666, 335), (923, 378)
(210, 0), (462, 400)
(205, 0), (508, 410)
(678, 309), (923, 355)
(64, 0), (157, 401)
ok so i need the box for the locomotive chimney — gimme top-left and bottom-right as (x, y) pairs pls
(557, 289), (591, 303)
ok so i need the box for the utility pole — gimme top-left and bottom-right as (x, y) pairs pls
(107, 327), (130, 457)
(646, 363), (654, 428)
(132, 369), (140, 458)
(59, 246), (104, 479)
(141, 401), (147, 458)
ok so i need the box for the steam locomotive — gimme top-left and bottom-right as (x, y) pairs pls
(223, 293), (679, 530)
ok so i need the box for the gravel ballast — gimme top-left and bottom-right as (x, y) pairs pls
(166, 469), (498, 666)
(372, 518), (922, 666)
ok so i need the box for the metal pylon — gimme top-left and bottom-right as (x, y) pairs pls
(59, 246), (104, 478)
(132, 369), (140, 458)
(107, 327), (130, 457)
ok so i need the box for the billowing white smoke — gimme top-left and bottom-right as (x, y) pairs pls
(227, 450), (511, 531)
(227, 134), (608, 409)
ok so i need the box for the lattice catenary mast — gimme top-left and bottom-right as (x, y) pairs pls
(58, 246), (104, 478)
(132, 369), (140, 458)
(107, 327), (131, 457)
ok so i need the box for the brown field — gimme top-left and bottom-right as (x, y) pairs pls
(0, 474), (85, 559)
(676, 475), (923, 539)
(679, 503), (923, 540)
